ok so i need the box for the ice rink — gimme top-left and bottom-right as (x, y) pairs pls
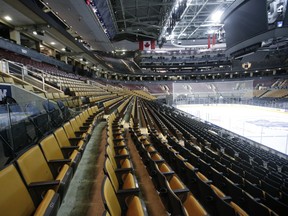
(176, 104), (288, 155)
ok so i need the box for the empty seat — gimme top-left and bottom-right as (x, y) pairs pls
(16, 145), (73, 202)
(106, 139), (129, 156)
(107, 136), (127, 150)
(25, 103), (51, 138)
(63, 121), (87, 144)
(104, 158), (139, 206)
(210, 184), (248, 216)
(242, 192), (275, 216)
(0, 164), (60, 216)
(56, 100), (71, 121)
(106, 145), (132, 170)
(39, 134), (81, 172)
(102, 176), (147, 216)
(75, 115), (93, 133)
(7, 119), (32, 154)
(69, 118), (90, 140)
(54, 126), (85, 152)
(182, 192), (209, 216)
(42, 100), (63, 128)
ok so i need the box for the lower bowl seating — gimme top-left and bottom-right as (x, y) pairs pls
(0, 164), (60, 216)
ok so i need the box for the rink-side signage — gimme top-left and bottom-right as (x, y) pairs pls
(0, 85), (11, 101)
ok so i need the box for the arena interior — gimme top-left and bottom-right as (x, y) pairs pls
(0, 0), (288, 215)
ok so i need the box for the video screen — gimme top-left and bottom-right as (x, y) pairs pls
(224, 0), (267, 48)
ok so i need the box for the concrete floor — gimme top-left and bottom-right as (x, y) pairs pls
(57, 122), (106, 216)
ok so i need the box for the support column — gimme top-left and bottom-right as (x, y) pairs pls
(9, 30), (21, 44)
(61, 56), (68, 64)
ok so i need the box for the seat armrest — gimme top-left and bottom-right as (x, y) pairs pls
(252, 197), (261, 202)
(113, 145), (127, 150)
(49, 159), (71, 164)
(61, 146), (79, 150)
(29, 180), (60, 188)
(147, 149), (157, 154)
(162, 171), (175, 176)
(116, 188), (141, 207)
(204, 180), (213, 184)
(113, 132), (123, 136)
(115, 167), (134, 174)
(114, 154), (130, 159)
(69, 138), (83, 146)
(117, 188), (140, 195)
(113, 138), (128, 142)
(221, 196), (232, 201)
(173, 188), (190, 196)
(61, 146), (79, 158)
(82, 122), (91, 126)
(154, 159), (166, 163)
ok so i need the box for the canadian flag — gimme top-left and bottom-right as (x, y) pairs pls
(139, 40), (155, 50)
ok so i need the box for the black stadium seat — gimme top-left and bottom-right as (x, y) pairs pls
(25, 103), (51, 139)
(42, 100), (63, 128)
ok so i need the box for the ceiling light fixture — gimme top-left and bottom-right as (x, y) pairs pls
(211, 10), (224, 23)
(4, 16), (12, 21)
(50, 42), (55, 45)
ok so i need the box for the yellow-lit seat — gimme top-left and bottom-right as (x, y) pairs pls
(40, 134), (81, 172)
(75, 115), (93, 134)
(183, 192), (208, 216)
(107, 137), (128, 156)
(70, 118), (90, 140)
(157, 162), (173, 173)
(54, 126), (85, 152)
(210, 184), (249, 216)
(104, 158), (139, 207)
(104, 158), (137, 191)
(102, 176), (146, 216)
(63, 121), (87, 143)
(106, 145), (132, 169)
(16, 145), (73, 201)
(0, 164), (60, 216)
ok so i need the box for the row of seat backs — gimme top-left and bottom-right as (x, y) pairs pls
(145, 110), (249, 216)
(0, 102), (102, 215)
(140, 98), (288, 214)
(146, 117), (278, 215)
(131, 99), (249, 216)
(102, 111), (147, 216)
(0, 164), (60, 216)
(130, 128), (209, 216)
(0, 98), (72, 165)
(164, 125), (288, 215)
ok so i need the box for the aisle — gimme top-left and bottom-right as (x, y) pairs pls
(57, 118), (168, 215)
(126, 132), (168, 216)
(57, 122), (106, 216)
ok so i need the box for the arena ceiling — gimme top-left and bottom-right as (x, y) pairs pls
(0, 0), (236, 53)
(110, 0), (236, 43)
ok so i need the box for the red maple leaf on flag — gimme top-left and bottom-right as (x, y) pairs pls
(144, 42), (150, 48)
